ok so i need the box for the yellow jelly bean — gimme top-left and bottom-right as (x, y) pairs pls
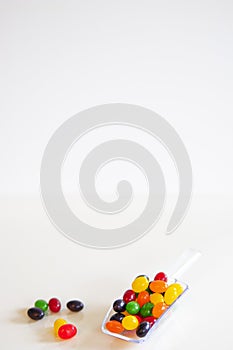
(150, 292), (164, 306)
(164, 283), (183, 305)
(54, 318), (67, 336)
(122, 315), (139, 330)
(132, 276), (149, 293)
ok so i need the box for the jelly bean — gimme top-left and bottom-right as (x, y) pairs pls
(168, 283), (183, 295)
(126, 301), (140, 315)
(34, 299), (48, 312)
(113, 299), (126, 313)
(140, 302), (154, 318)
(136, 274), (150, 282)
(149, 280), (168, 294)
(150, 293), (164, 306)
(143, 316), (156, 327)
(132, 276), (149, 293)
(27, 307), (44, 320)
(106, 320), (124, 334)
(122, 311), (130, 316)
(58, 324), (77, 340)
(164, 283), (183, 305)
(66, 300), (84, 312)
(122, 315), (139, 330)
(154, 272), (168, 282)
(152, 302), (168, 318)
(110, 313), (125, 323)
(54, 319), (67, 336)
(123, 289), (136, 303)
(49, 298), (61, 313)
(136, 321), (150, 338)
(135, 314), (143, 324)
(137, 291), (150, 307)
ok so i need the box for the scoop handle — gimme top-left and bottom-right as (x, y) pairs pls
(166, 248), (201, 279)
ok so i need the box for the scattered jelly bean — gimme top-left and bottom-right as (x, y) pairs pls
(113, 299), (126, 313)
(164, 283), (183, 305)
(137, 291), (150, 307)
(149, 280), (168, 294)
(154, 272), (168, 282)
(126, 301), (140, 315)
(27, 307), (45, 320)
(143, 316), (156, 327)
(66, 300), (84, 312)
(34, 299), (48, 312)
(150, 293), (164, 306)
(54, 319), (67, 336)
(58, 324), (77, 340)
(106, 320), (124, 334)
(123, 290), (136, 303)
(140, 302), (154, 318)
(110, 313), (125, 323)
(132, 276), (149, 293)
(152, 302), (168, 318)
(122, 315), (139, 330)
(49, 298), (61, 313)
(136, 321), (151, 338)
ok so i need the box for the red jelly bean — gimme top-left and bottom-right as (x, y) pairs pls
(49, 298), (61, 313)
(143, 316), (156, 327)
(123, 290), (136, 303)
(135, 314), (143, 324)
(154, 272), (168, 282)
(58, 324), (77, 340)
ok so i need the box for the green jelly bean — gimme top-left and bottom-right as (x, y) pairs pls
(35, 299), (48, 312)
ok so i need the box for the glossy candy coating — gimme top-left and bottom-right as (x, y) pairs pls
(154, 272), (168, 282)
(66, 300), (84, 312)
(132, 276), (149, 293)
(140, 302), (154, 318)
(58, 324), (77, 340)
(34, 299), (48, 312)
(152, 302), (167, 318)
(27, 307), (45, 320)
(54, 319), (67, 336)
(113, 299), (126, 313)
(150, 293), (164, 306)
(135, 314), (143, 323)
(122, 315), (139, 330)
(136, 274), (150, 282)
(126, 301), (140, 315)
(164, 283), (183, 305)
(143, 316), (156, 327)
(137, 291), (150, 307)
(110, 313), (125, 323)
(149, 280), (168, 294)
(136, 321), (151, 338)
(123, 290), (136, 303)
(49, 298), (61, 313)
(106, 320), (124, 334)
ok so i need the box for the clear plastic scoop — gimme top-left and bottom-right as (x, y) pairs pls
(102, 248), (201, 343)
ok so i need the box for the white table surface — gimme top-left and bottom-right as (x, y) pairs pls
(1, 195), (232, 350)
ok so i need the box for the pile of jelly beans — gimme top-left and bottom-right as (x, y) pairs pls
(105, 272), (183, 338)
(27, 298), (84, 340)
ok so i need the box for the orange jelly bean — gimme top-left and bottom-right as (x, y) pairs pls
(137, 291), (150, 307)
(106, 320), (124, 334)
(149, 280), (168, 293)
(152, 302), (168, 318)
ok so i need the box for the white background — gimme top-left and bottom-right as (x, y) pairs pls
(0, 1), (233, 350)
